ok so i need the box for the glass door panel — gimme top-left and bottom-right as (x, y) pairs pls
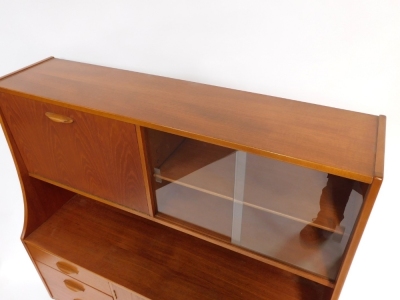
(146, 128), (366, 280)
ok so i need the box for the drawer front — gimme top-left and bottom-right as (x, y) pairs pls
(28, 244), (111, 295)
(37, 261), (112, 300)
(0, 93), (148, 213)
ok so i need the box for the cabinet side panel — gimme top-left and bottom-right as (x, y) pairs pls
(331, 177), (382, 299)
(332, 116), (385, 299)
(374, 115), (386, 179)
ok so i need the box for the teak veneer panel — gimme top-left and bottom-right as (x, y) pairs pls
(36, 261), (113, 300)
(0, 58), (378, 182)
(0, 107), (75, 238)
(0, 93), (148, 213)
(25, 196), (332, 300)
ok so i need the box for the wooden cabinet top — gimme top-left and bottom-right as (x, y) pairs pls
(0, 57), (384, 183)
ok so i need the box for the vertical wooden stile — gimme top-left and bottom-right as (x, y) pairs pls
(136, 125), (157, 216)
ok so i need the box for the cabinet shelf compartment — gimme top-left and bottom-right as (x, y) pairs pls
(24, 195), (333, 300)
(146, 129), (366, 281)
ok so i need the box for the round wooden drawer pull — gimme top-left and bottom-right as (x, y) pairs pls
(45, 112), (74, 123)
(64, 279), (85, 292)
(56, 261), (79, 274)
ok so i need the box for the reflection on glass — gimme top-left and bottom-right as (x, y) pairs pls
(147, 129), (366, 280)
(299, 174), (354, 246)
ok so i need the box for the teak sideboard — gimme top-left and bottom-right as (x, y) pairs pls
(0, 57), (385, 300)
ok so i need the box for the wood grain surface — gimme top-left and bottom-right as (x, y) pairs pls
(0, 93), (148, 213)
(27, 245), (112, 295)
(331, 116), (386, 299)
(35, 261), (113, 300)
(25, 195), (333, 300)
(0, 107), (74, 238)
(0, 58), (379, 182)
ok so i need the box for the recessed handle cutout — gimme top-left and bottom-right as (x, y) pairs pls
(64, 279), (85, 292)
(56, 261), (79, 274)
(45, 112), (74, 123)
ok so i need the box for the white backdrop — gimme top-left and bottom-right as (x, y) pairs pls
(0, 1), (399, 299)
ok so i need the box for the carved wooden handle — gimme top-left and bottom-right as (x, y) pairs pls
(64, 279), (85, 292)
(45, 112), (73, 123)
(56, 261), (79, 274)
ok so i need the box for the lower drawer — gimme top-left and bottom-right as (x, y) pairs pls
(37, 261), (113, 300)
(27, 244), (111, 295)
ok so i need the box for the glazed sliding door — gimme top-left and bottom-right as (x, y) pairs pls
(146, 128), (366, 281)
